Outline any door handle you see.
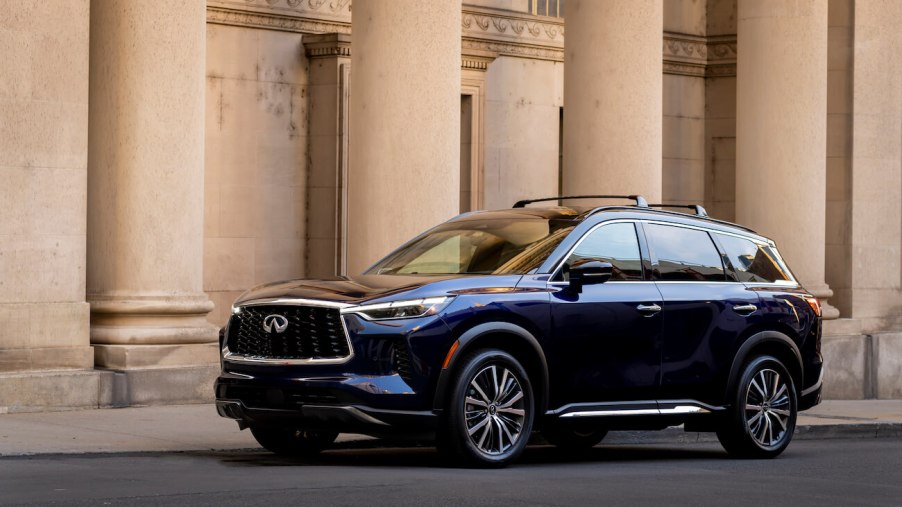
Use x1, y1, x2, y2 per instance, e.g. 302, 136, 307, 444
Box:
733, 304, 757, 315
636, 303, 662, 316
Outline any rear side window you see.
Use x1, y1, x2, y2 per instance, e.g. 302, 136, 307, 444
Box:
559, 222, 643, 281
645, 224, 726, 282
716, 234, 793, 283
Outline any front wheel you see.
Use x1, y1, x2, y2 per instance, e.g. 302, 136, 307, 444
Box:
716, 355, 797, 458
440, 349, 535, 467
250, 426, 338, 457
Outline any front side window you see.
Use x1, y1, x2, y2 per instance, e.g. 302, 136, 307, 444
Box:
368, 218, 575, 276
557, 222, 643, 281
716, 234, 793, 283
645, 224, 726, 282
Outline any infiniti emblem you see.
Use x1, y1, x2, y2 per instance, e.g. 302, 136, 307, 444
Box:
262, 314, 289, 334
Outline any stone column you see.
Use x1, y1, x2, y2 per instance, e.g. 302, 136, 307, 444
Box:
0, 1, 93, 374
87, 0, 218, 369
562, 0, 663, 203
735, 0, 838, 318
347, 0, 461, 274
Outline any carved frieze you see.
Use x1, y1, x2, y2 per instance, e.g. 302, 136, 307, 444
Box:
206, 1, 736, 77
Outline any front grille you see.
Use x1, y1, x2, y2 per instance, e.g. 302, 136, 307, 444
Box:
226, 305, 351, 361
220, 384, 340, 409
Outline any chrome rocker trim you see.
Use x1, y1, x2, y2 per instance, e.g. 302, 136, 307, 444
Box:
548, 399, 723, 418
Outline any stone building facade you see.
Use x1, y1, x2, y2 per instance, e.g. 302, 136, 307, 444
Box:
1, 0, 901, 411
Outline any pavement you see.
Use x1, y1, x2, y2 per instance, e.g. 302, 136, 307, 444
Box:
1, 400, 901, 457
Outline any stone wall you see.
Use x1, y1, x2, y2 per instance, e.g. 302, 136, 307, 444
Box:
204, 23, 310, 327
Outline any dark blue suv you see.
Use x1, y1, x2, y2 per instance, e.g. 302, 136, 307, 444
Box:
215, 195, 823, 467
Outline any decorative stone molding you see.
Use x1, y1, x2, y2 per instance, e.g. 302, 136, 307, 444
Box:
213, 0, 351, 22
208, 2, 736, 77
705, 35, 738, 77
462, 49, 499, 71
303, 33, 351, 58
462, 7, 564, 46
662, 32, 737, 77
206, 4, 350, 34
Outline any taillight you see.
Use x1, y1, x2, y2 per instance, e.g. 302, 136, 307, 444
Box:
805, 297, 822, 317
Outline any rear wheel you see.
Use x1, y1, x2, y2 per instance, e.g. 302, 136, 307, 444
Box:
716, 355, 797, 458
250, 426, 338, 457
440, 349, 534, 467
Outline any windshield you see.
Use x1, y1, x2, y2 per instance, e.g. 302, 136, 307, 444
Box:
367, 218, 576, 275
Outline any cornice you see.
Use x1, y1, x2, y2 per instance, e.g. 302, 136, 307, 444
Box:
207, 5, 351, 34
206, 3, 736, 77
461, 6, 564, 49
303, 33, 351, 58
663, 31, 737, 77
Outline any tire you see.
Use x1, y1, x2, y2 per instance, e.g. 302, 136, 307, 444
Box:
439, 349, 535, 467
716, 355, 797, 458
250, 426, 338, 457
542, 422, 607, 451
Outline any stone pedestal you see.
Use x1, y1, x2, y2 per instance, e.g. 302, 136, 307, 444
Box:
562, 0, 663, 203
735, 0, 838, 318
87, 0, 217, 368
346, 0, 461, 274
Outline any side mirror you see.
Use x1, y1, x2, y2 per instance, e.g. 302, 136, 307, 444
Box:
568, 261, 613, 293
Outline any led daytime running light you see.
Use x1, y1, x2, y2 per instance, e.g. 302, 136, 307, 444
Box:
343, 297, 451, 321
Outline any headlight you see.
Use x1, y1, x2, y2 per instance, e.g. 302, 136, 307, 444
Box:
342, 297, 452, 321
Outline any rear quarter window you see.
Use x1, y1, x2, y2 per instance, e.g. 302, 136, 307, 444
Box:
716, 233, 793, 283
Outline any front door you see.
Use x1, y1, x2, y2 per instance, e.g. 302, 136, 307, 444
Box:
548, 221, 663, 405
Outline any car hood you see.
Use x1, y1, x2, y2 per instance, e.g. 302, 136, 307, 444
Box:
233, 274, 525, 307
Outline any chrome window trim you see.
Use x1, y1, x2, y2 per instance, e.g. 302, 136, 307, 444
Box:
223, 299, 355, 365
548, 219, 642, 282
547, 218, 798, 287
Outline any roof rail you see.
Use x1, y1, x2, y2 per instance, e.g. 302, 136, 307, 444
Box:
648, 203, 708, 217
513, 195, 649, 209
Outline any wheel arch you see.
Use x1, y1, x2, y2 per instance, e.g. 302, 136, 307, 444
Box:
725, 329, 804, 404
432, 321, 549, 415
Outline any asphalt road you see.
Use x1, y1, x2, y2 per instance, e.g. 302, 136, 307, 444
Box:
3, 438, 902, 506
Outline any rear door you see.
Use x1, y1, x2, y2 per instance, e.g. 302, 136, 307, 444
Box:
643, 222, 761, 405
548, 221, 663, 405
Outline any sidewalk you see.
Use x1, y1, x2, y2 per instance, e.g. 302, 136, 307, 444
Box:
1, 400, 901, 456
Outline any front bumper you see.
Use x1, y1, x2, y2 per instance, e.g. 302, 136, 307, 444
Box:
214, 372, 438, 437
799, 362, 823, 411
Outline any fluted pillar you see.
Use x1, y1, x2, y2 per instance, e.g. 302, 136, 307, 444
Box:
87, 0, 218, 368
562, 0, 663, 203
736, 0, 838, 318
347, 0, 461, 274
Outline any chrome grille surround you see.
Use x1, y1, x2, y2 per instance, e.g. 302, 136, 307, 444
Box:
222, 298, 354, 365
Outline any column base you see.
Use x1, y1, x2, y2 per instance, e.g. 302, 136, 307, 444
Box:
89, 293, 218, 345
807, 283, 841, 320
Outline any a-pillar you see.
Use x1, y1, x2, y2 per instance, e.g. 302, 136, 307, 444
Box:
735, 0, 839, 318
87, 1, 219, 381
346, 0, 461, 274
562, 0, 663, 204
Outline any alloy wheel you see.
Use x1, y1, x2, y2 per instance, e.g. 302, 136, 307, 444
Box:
744, 368, 792, 447
464, 364, 527, 455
